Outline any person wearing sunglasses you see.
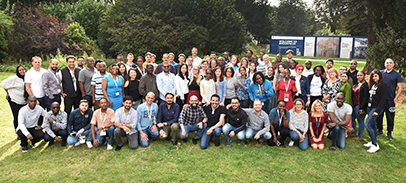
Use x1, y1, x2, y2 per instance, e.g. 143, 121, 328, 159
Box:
43, 102, 68, 147
156, 62, 176, 106
291, 64, 310, 110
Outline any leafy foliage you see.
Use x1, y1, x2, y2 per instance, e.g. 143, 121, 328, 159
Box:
0, 10, 13, 60
272, 0, 312, 35
67, 22, 102, 56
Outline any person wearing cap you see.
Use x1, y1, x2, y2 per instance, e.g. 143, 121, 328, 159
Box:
291, 64, 310, 110
156, 92, 180, 146
322, 59, 334, 79
282, 50, 298, 68
302, 60, 313, 77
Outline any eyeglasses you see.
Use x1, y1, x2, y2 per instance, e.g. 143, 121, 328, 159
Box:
190, 100, 198, 102
163, 66, 170, 68
227, 71, 232, 73
231, 102, 239, 104
295, 103, 303, 106
350, 63, 357, 65
297, 68, 303, 71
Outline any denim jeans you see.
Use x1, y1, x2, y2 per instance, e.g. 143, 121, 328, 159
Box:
67, 129, 91, 145
139, 126, 159, 147
262, 100, 270, 114
43, 129, 68, 144
289, 130, 309, 150
87, 126, 115, 146
179, 122, 207, 140
365, 108, 383, 145
327, 121, 346, 148
131, 100, 141, 110
200, 127, 222, 149
222, 123, 245, 145
245, 128, 272, 142
352, 105, 366, 137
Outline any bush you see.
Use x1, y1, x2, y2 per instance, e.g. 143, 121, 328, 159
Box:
67, 22, 102, 57
0, 10, 13, 61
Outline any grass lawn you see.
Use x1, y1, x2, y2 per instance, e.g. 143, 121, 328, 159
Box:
0, 70, 405, 182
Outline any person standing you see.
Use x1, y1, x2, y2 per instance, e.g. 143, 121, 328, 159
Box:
200, 68, 216, 105
137, 92, 159, 147
302, 60, 313, 77
102, 64, 125, 111
1, 65, 26, 132
224, 67, 238, 106
16, 96, 47, 152
248, 72, 274, 112
292, 64, 310, 110
201, 94, 226, 149
79, 57, 96, 109
42, 59, 62, 110
179, 95, 208, 144
60, 55, 82, 117
25, 56, 47, 121
322, 68, 341, 112
156, 62, 176, 105
126, 53, 136, 69
339, 72, 353, 106
275, 69, 297, 110
213, 67, 226, 106
236, 66, 251, 108
187, 66, 202, 104
91, 61, 109, 110
347, 60, 358, 86
377, 58, 403, 139
192, 47, 202, 67
114, 96, 139, 151
124, 68, 142, 110
156, 93, 180, 146
306, 65, 325, 110
282, 50, 298, 68
139, 64, 159, 100
76, 56, 85, 70
66, 100, 93, 146
87, 98, 115, 150
256, 55, 271, 76
175, 64, 189, 109
42, 102, 68, 147
135, 56, 146, 80
350, 71, 369, 140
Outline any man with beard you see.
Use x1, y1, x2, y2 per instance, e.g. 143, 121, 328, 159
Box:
139, 64, 159, 100
79, 57, 96, 109
223, 97, 248, 146
223, 51, 230, 65
347, 60, 358, 86
243, 99, 272, 145
327, 93, 352, 151
155, 53, 176, 74
200, 94, 225, 149
192, 47, 202, 67
179, 95, 208, 144
91, 61, 109, 110
157, 93, 180, 146
67, 100, 93, 146
302, 60, 313, 77
42, 102, 68, 147
322, 59, 334, 79
42, 59, 62, 110
156, 62, 176, 105
87, 98, 115, 150
60, 55, 82, 117
76, 56, 85, 70
137, 92, 159, 147
271, 53, 283, 71
114, 96, 139, 151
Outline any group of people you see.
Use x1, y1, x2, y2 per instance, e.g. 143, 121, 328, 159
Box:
1, 48, 402, 153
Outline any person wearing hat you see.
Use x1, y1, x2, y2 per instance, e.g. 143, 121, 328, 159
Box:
291, 64, 310, 110
302, 60, 313, 77
282, 49, 298, 68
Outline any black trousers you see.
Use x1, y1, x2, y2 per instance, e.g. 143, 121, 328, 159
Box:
17, 128, 44, 147
268, 126, 290, 146
240, 99, 250, 108
176, 94, 188, 110
37, 97, 46, 126
377, 100, 395, 132
84, 95, 93, 109
7, 98, 25, 130
64, 96, 80, 117
309, 95, 323, 112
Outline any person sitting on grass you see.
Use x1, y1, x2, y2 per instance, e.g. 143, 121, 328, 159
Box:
268, 100, 290, 148
222, 97, 248, 146
327, 93, 352, 151
114, 96, 139, 151
201, 94, 226, 149
43, 102, 68, 147
308, 99, 328, 150
16, 95, 47, 152
243, 99, 272, 145
288, 98, 309, 150
87, 98, 115, 150
67, 100, 93, 146
179, 95, 208, 145
137, 92, 159, 147
156, 92, 180, 146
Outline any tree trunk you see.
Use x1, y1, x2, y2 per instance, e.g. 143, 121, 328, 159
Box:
363, 9, 386, 74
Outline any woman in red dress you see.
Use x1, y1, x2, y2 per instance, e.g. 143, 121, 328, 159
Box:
308, 99, 328, 150
275, 69, 297, 110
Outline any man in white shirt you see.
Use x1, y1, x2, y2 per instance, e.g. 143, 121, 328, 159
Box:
156, 62, 176, 105
192, 47, 202, 67
25, 56, 47, 122
256, 55, 272, 76
327, 93, 352, 151
302, 60, 313, 77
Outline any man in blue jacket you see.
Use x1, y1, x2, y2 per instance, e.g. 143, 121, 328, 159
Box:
67, 100, 93, 146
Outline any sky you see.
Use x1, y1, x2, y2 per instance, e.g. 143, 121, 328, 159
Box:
268, 0, 313, 7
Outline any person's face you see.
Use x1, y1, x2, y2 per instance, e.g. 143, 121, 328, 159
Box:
329, 71, 337, 79
162, 55, 169, 62
357, 72, 365, 82
289, 61, 295, 69
67, 58, 76, 68
77, 58, 85, 66
239, 68, 246, 76
50, 60, 59, 71
339, 67, 346, 74
32, 58, 42, 69
79, 102, 89, 112
169, 55, 174, 62
305, 62, 312, 69
116, 56, 124, 63
192, 48, 198, 56
129, 70, 137, 79
165, 94, 174, 105
28, 98, 36, 109
217, 59, 224, 66
283, 69, 290, 78
179, 56, 185, 64
231, 99, 240, 110
294, 101, 303, 111
287, 53, 293, 59
336, 94, 345, 107
145, 55, 151, 62
210, 54, 216, 59
187, 58, 193, 65
231, 57, 237, 64
260, 52, 265, 59
253, 101, 262, 112
315, 102, 322, 112
263, 56, 269, 64
99, 64, 106, 73
326, 61, 333, 69
151, 56, 156, 63
163, 63, 170, 73
211, 60, 217, 68
206, 70, 212, 79
385, 60, 394, 70
110, 66, 118, 75
123, 100, 132, 110
18, 66, 26, 76
146, 65, 153, 74
190, 96, 198, 108
181, 65, 187, 75
193, 67, 199, 75
247, 51, 252, 57
341, 73, 348, 83
297, 67, 303, 75
255, 75, 263, 85
146, 94, 155, 105
51, 103, 60, 114
215, 69, 222, 77
241, 60, 248, 67
252, 56, 258, 62
210, 96, 219, 109
201, 62, 207, 69
100, 99, 108, 110
137, 58, 143, 66
278, 65, 284, 73
223, 52, 229, 58
127, 55, 134, 62
315, 67, 322, 76
350, 61, 357, 70
119, 65, 126, 74
277, 102, 286, 111
276, 54, 281, 61
226, 69, 232, 77
87, 58, 95, 68
372, 73, 380, 83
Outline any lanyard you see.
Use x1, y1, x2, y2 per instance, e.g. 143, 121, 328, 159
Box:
112, 76, 119, 88
258, 84, 263, 97
138, 67, 144, 75
277, 110, 283, 126
284, 79, 291, 92
100, 111, 107, 126
146, 105, 153, 124
315, 116, 321, 136
49, 70, 60, 84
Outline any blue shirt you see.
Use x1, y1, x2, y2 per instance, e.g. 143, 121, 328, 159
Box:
67, 108, 93, 134
217, 80, 227, 103
103, 75, 124, 99
381, 69, 403, 100
156, 72, 176, 100
156, 102, 180, 128
269, 108, 290, 129
137, 103, 158, 131
248, 79, 274, 102
236, 76, 251, 100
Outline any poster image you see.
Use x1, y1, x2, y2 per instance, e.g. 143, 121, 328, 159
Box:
354, 38, 368, 59
316, 37, 340, 57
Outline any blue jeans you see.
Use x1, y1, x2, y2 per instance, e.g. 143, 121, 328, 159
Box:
87, 126, 115, 146
352, 105, 366, 137
43, 129, 68, 144
67, 129, 91, 145
245, 128, 272, 142
262, 100, 270, 113
222, 123, 245, 145
365, 108, 383, 145
139, 126, 159, 147
327, 121, 346, 148
131, 100, 141, 110
200, 127, 222, 149
179, 122, 207, 140
289, 130, 309, 150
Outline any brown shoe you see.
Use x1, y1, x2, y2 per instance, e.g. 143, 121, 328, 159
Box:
348, 134, 357, 137
258, 140, 264, 145
352, 137, 363, 140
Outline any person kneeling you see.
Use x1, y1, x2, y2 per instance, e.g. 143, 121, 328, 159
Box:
201, 94, 225, 149
288, 99, 309, 150
43, 102, 68, 147
87, 98, 115, 150
137, 92, 159, 147
179, 95, 208, 144
114, 96, 139, 151
223, 97, 248, 146
243, 99, 272, 145
67, 100, 93, 146
157, 93, 180, 146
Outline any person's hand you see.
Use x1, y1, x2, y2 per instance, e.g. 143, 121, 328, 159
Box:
140, 132, 148, 141
327, 123, 336, 128
54, 136, 62, 142
36, 100, 40, 105
49, 118, 55, 124
77, 128, 85, 135
206, 128, 213, 135
312, 136, 318, 142
373, 112, 378, 116
108, 100, 113, 108
93, 139, 100, 147
197, 122, 203, 129
6, 94, 9, 100
97, 129, 102, 136
151, 125, 157, 132
116, 122, 123, 127
70, 133, 76, 137
123, 127, 130, 133
35, 125, 42, 130
254, 133, 260, 140
261, 87, 267, 93
181, 130, 186, 137
299, 135, 304, 142
159, 129, 166, 137
49, 95, 54, 99
229, 131, 235, 137
226, 104, 231, 110
198, 101, 202, 106
237, 80, 242, 86
61, 93, 67, 99
157, 123, 164, 128
92, 99, 96, 105
203, 103, 209, 107
27, 134, 33, 140
306, 100, 310, 108
183, 104, 189, 109
273, 136, 277, 143
220, 102, 224, 106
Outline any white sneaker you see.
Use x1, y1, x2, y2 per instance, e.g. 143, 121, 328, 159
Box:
79, 136, 86, 144
289, 140, 295, 147
74, 141, 81, 146
367, 144, 380, 153
86, 141, 93, 148
363, 141, 372, 147
107, 144, 113, 150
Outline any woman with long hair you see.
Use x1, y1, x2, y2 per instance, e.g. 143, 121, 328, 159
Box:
124, 68, 142, 110
350, 71, 369, 140
236, 66, 251, 108
247, 62, 256, 82
200, 60, 208, 78
213, 67, 226, 105
308, 99, 328, 150
135, 56, 146, 80
187, 66, 202, 104
321, 68, 341, 112
117, 62, 128, 82
175, 64, 189, 109
102, 64, 125, 111
235, 57, 249, 78
224, 67, 238, 106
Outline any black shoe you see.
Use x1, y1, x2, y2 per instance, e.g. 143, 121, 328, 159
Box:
115, 145, 123, 151
48, 141, 54, 147
166, 137, 171, 141
22, 146, 28, 152
192, 138, 198, 144
183, 138, 188, 143
387, 132, 393, 140
61, 141, 67, 147
172, 141, 178, 146
281, 144, 286, 148
151, 138, 156, 141
215, 140, 220, 147
377, 131, 383, 136
245, 140, 250, 145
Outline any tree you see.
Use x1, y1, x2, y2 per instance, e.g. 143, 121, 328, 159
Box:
313, 0, 349, 34
0, 10, 12, 61
273, 0, 312, 35
235, 0, 273, 43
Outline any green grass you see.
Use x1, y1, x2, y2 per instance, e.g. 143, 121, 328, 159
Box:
0, 71, 405, 182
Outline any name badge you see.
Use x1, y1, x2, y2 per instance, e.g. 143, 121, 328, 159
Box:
100, 130, 106, 136
85, 114, 89, 118
116, 92, 120, 96
284, 93, 290, 102
57, 89, 61, 93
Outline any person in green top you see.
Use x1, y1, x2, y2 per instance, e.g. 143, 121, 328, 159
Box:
339, 72, 353, 106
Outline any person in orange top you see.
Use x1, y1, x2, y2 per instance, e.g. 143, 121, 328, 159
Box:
87, 98, 115, 150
